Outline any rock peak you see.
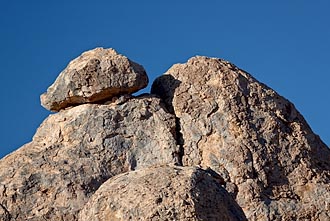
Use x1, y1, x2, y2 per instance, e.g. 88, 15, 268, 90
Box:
152, 55, 330, 220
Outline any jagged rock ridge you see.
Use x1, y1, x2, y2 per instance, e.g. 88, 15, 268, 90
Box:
1, 48, 329, 221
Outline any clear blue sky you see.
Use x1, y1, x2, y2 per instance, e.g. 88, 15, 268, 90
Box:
1, 1, 329, 158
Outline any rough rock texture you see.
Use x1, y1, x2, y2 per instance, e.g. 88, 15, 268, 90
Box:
152, 56, 330, 220
0, 204, 11, 221
41, 48, 148, 112
0, 95, 179, 220
78, 166, 247, 221
2, 49, 330, 221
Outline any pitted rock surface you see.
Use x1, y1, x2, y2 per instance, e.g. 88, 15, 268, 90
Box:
41, 47, 148, 111
152, 56, 330, 220
0, 95, 179, 220
78, 166, 247, 221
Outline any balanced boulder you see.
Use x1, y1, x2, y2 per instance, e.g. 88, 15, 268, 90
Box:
41, 48, 148, 111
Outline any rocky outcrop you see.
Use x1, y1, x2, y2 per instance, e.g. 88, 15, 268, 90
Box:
78, 166, 247, 221
1, 48, 329, 221
41, 48, 148, 112
0, 95, 179, 220
152, 56, 330, 220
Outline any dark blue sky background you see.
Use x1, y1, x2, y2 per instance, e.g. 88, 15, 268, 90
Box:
1, 1, 329, 158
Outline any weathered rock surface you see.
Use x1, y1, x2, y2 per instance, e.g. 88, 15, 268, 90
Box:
41, 47, 148, 111
2, 48, 330, 221
0, 95, 179, 220
152, 56, 330, 220
78, 166, 247, 221
0, 204, 11, 221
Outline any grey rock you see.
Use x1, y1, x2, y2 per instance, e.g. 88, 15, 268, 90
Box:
152, 56, 330, 220
41, 48, 148, 111
78, 166, 247, 221
0, 95, 179, 220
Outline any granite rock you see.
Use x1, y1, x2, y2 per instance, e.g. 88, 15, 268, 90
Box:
41, 48, 148, 111
152, 56, 330, 220
0, 95, 179, 220
78, 166, 247, 221
2, 50, 330, 221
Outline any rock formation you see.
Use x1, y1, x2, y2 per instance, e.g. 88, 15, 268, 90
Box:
0, 96, 179, 220
1, 48, 329, 221
152, 56, 330, 220
78, 166, 246, 221
41, 48, 148, 112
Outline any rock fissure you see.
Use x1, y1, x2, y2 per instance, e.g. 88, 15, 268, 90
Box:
151, 55, 330, 220
174, 117, 184, 166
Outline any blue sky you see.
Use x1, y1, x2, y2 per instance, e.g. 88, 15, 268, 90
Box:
0, 1, 329, 158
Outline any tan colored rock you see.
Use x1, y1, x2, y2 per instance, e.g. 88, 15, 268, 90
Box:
41, 47, 148, 112
0, 95, 179, 220
3, 50, 330, 221
78, 166, 247, 221
0, 204, 11, 221
152, 56, 330, 220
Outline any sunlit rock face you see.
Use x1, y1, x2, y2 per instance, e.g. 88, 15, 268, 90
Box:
152, 56, 330, 220
79, 166, 247, 221
1, 49, 329, 221
41, 47, 148, 112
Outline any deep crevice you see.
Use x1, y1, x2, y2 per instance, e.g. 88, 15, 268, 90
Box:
175, 117, 185, 166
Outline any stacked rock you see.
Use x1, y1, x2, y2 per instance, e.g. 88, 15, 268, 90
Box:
0, 48, 176, 220
0, 48, 246, 221
40, 47, 148, 111
1, 47, 329, 221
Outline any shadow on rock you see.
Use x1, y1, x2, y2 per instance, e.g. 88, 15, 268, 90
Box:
151, 74, 181, 113
191, 169, 247, 221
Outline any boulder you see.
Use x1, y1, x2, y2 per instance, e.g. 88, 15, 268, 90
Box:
152, 56, 330, 220
78, 166, 247, 221
0, 95, 179, 220
41, 48, 148, 111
